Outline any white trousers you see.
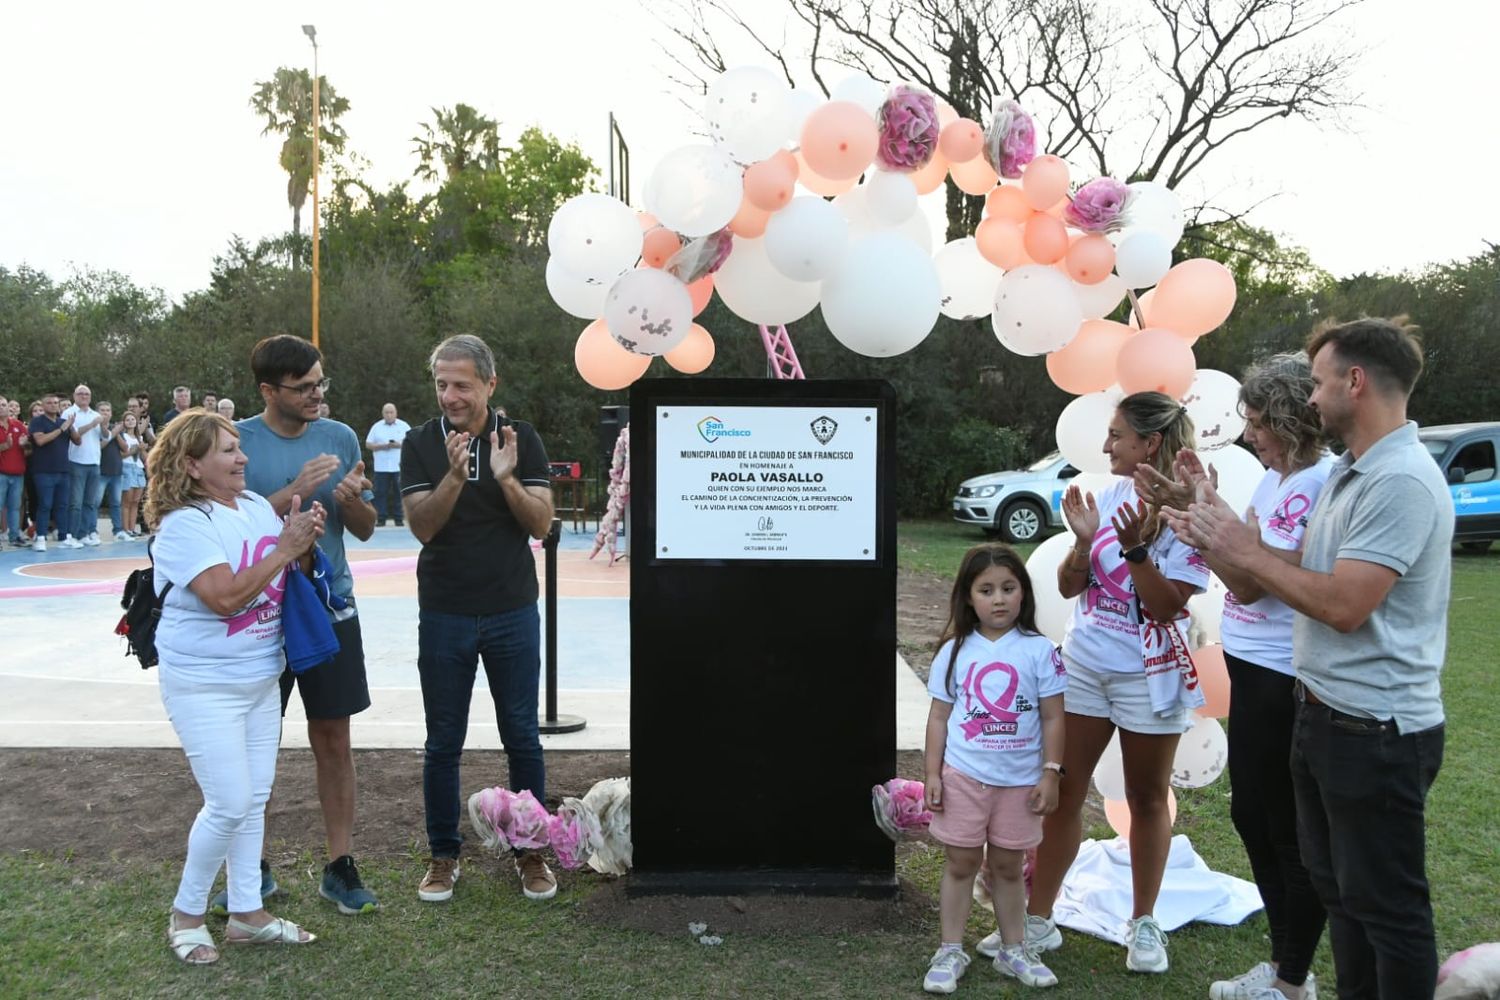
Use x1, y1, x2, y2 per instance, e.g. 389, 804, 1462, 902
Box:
158, 669, 281, 915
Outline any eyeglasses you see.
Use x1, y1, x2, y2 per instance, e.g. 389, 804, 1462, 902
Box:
274, 377, 332, 397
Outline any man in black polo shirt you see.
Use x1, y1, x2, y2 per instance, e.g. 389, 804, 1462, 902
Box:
400, 334, 557, 904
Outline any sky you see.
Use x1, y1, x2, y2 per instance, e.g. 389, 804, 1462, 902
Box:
1, 0, 1496, 304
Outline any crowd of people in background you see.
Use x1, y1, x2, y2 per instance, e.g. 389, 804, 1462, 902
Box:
0, 383, 397, 552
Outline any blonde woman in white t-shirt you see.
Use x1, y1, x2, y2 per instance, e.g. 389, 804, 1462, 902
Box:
145, 410, 326, 964
1026, 391, 1207, 976
1151, 354, 1332, 1000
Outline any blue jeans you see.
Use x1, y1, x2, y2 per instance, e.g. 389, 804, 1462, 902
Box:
372, 471, 401, 522
417, 604, 544, 858
1291, 692, 1444, 999
0, 473, 23, 542
32, 471, 70, 541
101, 474, 123, 533
68, 461, 103, 539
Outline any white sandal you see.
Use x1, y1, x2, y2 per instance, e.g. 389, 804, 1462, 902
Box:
225, 915, 317, 945
167, 915, 219, 965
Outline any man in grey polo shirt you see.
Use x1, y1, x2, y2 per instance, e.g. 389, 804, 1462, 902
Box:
1173, 316, 1451, 1000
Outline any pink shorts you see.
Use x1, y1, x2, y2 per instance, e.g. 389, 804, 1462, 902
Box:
927, 764, 1043, 850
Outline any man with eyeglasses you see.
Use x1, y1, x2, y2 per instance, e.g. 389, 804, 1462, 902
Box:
227, 334, 381, 917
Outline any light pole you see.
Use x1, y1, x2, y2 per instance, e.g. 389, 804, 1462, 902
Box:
302, 24, 320, 350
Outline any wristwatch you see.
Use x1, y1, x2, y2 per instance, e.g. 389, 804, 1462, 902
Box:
1042, 762, 1066, 776
1120, 544, 1148, 564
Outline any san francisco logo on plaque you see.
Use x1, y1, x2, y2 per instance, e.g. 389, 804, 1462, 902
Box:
810, 416, 838, 445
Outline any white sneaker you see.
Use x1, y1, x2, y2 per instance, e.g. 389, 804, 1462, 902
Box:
114, 530, 133, 542
1125, 914, 1168, 973
980, 913, 1064, 958
59, 536, 83, 549
922, 946, 971, 994
1211, 962, 1276, 998
32, 537, 46, 552
994, 941, 1059, 988
84, 532, 101, 546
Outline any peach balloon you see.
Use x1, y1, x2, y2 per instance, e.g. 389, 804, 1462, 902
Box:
1127, 287, 1157, 330
773, 148, 799, 177
641, 227, 681, 269
1065, 233, 1116, 285
1045, 319, 1133, 394
975, 217, 1029, 270
636, 211, 659, 231
744, 157, 797, 212
1192, 644, 1231, 720
950, 154, 999, 196
1147, 258, 1238, 339
664, 322, 716, 374
938, 118, 984, 163
1023, 214, 1068, 265
985, 185, 1033, 226
728, 197, 771, 238
1104, 788, 1177, 840
1021, 155, 1069, 210
936, 100, 958, 128
794, 150, 859, 196
909, 149, 950, 195
800, 100, 879, 180
687, 274, 714, 317
576, 319, 651, 391
1116, 327, 1196, 398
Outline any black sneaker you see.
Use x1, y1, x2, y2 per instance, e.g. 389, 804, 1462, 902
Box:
394, 520, 404, 527
376, 518, 387, 527
320, 855, 379, 915
209, 858, 279, 916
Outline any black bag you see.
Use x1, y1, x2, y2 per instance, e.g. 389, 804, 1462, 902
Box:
116, 541, 172, 669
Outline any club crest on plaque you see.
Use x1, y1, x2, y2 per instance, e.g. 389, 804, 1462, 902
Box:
810, 416, 838, 445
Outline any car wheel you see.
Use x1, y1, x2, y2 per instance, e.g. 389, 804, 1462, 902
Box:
1459, 539, 1493, 554
998, 500, 1045, 544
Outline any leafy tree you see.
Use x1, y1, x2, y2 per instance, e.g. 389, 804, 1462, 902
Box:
250, 67, 351, 242
412, 103, 502, 183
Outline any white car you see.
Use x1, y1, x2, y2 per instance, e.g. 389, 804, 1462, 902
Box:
952, 452, 1080, 543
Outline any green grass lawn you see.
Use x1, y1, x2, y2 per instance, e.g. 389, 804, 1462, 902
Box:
2, 523, 1495, 999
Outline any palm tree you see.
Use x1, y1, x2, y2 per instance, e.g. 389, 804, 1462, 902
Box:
412, 104, 502, 183
249, 67, 350, 243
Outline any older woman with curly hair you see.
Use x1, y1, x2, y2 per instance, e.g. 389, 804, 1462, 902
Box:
147, 409, 326, 964
1146, 353, 1333, 1000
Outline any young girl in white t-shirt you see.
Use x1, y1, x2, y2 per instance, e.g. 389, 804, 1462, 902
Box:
921, 544, 1066, 994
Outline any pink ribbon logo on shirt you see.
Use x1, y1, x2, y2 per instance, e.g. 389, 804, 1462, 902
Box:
222, 535, 286, 636
959, 659, 1022, 740
1084, 523, 1134, 615
1267, 493, 1311, 536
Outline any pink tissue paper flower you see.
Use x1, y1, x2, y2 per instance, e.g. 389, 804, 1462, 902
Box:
546, 797, 604, 870
876, 85, 939, 172
871, 778, 933, 841
666, 227, 734, 285
1065, 177, 1130, 232
471, 786, 552, 851
984, 100, 1037, 179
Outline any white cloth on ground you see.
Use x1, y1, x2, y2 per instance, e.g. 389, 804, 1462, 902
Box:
1051, 834, 1263, 945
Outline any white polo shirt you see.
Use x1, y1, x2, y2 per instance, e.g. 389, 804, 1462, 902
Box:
366, 418, 411, 473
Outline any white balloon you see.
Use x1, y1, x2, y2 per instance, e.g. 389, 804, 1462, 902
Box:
704, 65, 793, 164
1124, 181, 1185, 248
1074, 273, 1127, 320
865, 170, 917, 224
833, 185, 872, 225
1093, 732, 1127, 801
830, 73, 886, 117
712, 236, 822, 326
934, 238, 1002, 321
1055, 390, 1123, 475
1171, 715, 1228, 789
840, 184, 934, 254
603, 269, 693, 356
1182, 369, 1246, 451
643, 144, 745, 238
1070, 471, 1119, 499
991, 265, 1084, 356
1114, 230, 1173, 289
1208, 444, 1268, 517
763, 196, 849, 282
784, 88, 822, 135
821, 231, 941, 357
1187, 575, 1229, 647
1026, 531, 1079, 644
545, 256, 621, 320
546, 193, 642, 283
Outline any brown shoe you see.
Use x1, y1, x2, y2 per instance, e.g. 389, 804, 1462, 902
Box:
516, 851, 557, 900
418, 857, 460, 902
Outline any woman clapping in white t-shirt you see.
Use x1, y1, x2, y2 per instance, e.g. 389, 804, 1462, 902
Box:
145, 409, 326, 964
1025, 391, 1208, 976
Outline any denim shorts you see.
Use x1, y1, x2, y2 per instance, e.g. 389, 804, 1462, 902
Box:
1062, 654, 1191, 735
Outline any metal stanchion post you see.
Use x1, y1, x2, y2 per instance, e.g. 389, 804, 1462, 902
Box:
539, 517, 587, 734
